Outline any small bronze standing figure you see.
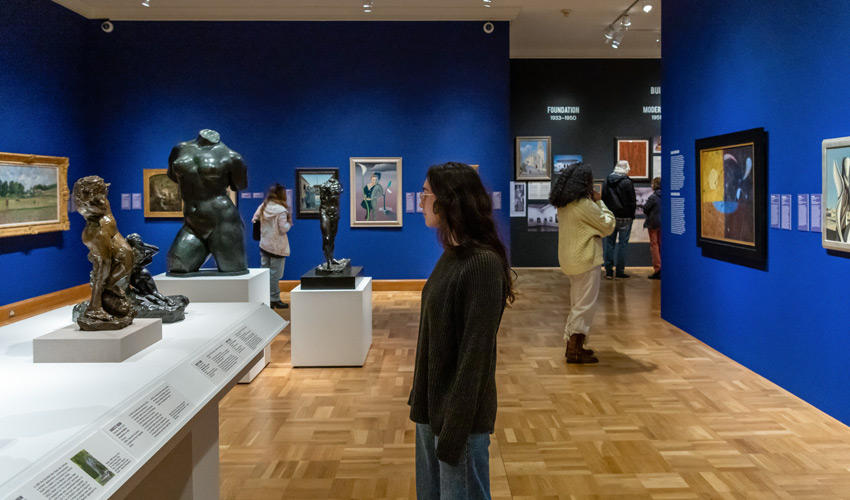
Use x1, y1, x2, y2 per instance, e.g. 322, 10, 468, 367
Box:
316, 177, 350, 274
73, 176, 136, 331
166, 129, 248, 276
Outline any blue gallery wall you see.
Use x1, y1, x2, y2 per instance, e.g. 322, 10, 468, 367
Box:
0, 0, 92, 304
662, 0, 850, 423
83, 20, 511, 283
0, 0, 511, 306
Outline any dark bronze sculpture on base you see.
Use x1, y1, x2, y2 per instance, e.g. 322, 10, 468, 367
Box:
126, 234, 190, 322
166, 129, 248, 277
316, 176, 350, 274
72, 176, 136, 331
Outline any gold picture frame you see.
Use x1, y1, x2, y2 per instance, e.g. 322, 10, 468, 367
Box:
0, 152, 70, 238
143, 168, 182, 218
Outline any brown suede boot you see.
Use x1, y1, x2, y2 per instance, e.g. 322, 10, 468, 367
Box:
566, 333, 599, 364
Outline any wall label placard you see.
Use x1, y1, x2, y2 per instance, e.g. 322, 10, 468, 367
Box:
546, 105, 580, 121
781, 194, 792, 230
770, 194, 781, 228
797, 194, 809, 231
810, 194, 822, 232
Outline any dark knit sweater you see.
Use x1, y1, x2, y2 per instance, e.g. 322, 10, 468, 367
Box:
408, 247, 507, 466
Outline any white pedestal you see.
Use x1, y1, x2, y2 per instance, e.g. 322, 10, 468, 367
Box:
290, 276, 372, 367
33, 318, 163, 363
153, 268, 274, 383
154, 268, 270, 306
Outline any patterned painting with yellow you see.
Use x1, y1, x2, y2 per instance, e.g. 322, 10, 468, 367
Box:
699, 143, 755, 245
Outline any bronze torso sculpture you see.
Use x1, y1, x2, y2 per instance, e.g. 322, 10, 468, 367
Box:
166, 129, 248, 276
317, 177, 350, 273
72, 176, 136, 331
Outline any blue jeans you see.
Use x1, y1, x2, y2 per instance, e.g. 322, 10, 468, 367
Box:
260, 251, 285, 302
415, 423, 491, 500
604, 218, 633, 275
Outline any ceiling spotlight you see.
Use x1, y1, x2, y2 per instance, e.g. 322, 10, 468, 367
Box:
141, 0, 149, 5
642, 0, 652, 13
611, 30, 623, 48
604, 26, 614, 41
621, 15, 631, 28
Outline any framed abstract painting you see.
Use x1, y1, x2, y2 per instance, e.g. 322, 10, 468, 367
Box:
695, 128, 767, 265
615, 137, 650, 180
822, 136, 850, 252
350, 157, 402, 227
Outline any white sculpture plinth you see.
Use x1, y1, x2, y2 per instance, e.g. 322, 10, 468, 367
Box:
290, 276, 372, 367
33, 318, 162, 363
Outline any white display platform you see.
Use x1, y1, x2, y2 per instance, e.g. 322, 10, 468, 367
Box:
33, 318, 162, 363
154, 268, 270, 305
290, 276, 372, 367
0, 302, 288, 500
153, 268, 274, 384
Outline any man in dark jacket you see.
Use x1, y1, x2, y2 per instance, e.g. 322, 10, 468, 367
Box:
601, 160, 636, 279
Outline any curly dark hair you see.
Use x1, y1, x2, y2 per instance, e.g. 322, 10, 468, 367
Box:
426, 162, 516, 305
549, 162, 593, 207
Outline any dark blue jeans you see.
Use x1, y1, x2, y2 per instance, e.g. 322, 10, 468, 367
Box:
604, 218, 633, 275
415, 423, 491, 500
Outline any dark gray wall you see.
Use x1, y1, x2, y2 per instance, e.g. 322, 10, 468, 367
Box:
510, 59, 661, 267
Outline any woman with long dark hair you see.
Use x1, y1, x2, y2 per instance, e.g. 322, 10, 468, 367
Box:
549, 162, 615, 363
252, 184, 291, 309
409, 162, 515, 499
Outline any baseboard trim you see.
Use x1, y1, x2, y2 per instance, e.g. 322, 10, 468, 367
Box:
1, 284, 89, 327
279, 279, 425, 292
2, 279, 427, 326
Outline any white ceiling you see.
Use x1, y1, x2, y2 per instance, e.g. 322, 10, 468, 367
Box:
52, 0, 661, 58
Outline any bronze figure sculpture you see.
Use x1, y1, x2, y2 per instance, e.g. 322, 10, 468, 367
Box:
166, 129, 248, 276
316, 176, 350, 274
126, 233, 190, 322
72, 176, 136, 331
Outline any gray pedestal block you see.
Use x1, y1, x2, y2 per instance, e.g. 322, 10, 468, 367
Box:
33, 318, 163, 363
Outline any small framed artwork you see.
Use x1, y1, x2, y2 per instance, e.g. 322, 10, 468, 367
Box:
527, 203, 558, 232
695, 127, 767, 265
510, 181, 526, 217
553, 155, 582, 176
0, 152, 70, 238
295, 168, 339, 219
822, 136, 850, 251
350, 157, 403, 227
143, 168, 182, 218
652, 135, 662, 154
516, 136, 551, 180
615, 137, 650, 180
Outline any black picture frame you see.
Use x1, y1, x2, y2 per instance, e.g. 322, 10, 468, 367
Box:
695, 127, 767, 267
294, 168, 339, 219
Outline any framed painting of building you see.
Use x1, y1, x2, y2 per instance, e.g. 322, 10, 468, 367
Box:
516, 137, 551, 180
350, 157, 402, 227
0, 152, 70, 238
822, 136, 850, 252
695, 128, 767, 265
295, 168, 339, 219
615, 137, 650, 180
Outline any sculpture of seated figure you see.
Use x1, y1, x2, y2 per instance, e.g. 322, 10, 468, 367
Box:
72, 176, 136, 331
166, 129, 248, 276
125, 233, 190, 322
316, 177, 350, 274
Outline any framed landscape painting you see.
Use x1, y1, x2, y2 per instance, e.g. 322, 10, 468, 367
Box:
295, 168, 339, 219
516, 137, 551, 181
615, 137, 650, 180
143, 168, 182, 217
822, 136, 850, 252
0, 152, 70, 238
695, 128, 766, 265
350, 157, 402, 227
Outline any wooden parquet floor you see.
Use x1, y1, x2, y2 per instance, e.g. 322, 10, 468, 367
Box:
219, 268, 850, 499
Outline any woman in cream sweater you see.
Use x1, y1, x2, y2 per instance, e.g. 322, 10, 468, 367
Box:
549, 163, 615, 363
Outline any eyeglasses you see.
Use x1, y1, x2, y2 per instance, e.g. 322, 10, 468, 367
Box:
419, 192, 435, 199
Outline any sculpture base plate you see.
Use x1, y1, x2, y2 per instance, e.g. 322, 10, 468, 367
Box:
166, 268, 249, 278
300, 266, 363, 290
33, 318, 162, 363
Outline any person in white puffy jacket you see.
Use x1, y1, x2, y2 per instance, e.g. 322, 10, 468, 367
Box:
252, 184, 292, 309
